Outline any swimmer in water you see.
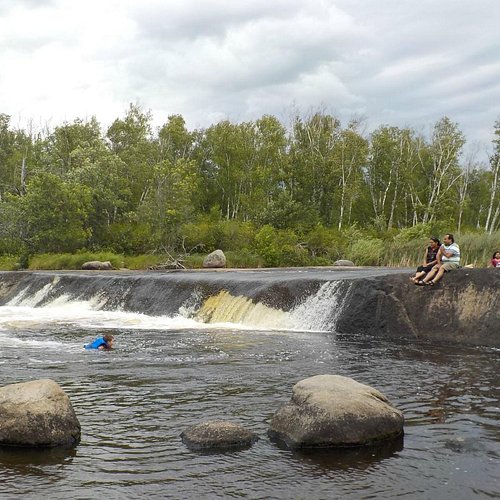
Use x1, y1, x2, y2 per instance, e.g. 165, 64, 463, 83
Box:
84, 334, 114, 350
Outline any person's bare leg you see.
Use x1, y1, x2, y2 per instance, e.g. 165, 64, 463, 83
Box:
422, 267, 438, 283
430, 267, 445, 284
412, 271, 425, 282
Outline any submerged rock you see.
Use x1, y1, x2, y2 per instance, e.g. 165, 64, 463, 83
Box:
81, 260, 113, 270
0, 379, 81, 448
203, 250, 226, 268
268, 374, 403, 449
181, 420, 258, 451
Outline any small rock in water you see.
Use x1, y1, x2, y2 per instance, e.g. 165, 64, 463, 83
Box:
181, 420, 258, 451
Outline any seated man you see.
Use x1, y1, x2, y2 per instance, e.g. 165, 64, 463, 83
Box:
84, 334, 114, 350
417, 233, 460, 286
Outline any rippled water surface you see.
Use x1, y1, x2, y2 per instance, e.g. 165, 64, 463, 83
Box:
0, 306, 499, 499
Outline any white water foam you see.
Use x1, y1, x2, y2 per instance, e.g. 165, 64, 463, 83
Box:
288, 281, 344, 331
0, 280, 346, 334
0, 302, 203, 332
6, 277, 61, 307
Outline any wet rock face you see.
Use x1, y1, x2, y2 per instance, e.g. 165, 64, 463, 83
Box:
181, 420, 258, 451
0, 379, 81, 448
335, 269, 500, 347
268, 375, 404, 449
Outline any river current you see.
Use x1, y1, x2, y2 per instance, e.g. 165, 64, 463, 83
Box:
0, 298, 499, 499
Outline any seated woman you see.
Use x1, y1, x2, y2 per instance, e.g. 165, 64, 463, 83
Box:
490, 251, 500, 268
410, 237, 440, 283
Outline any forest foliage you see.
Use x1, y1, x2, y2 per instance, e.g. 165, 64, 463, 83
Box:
0, 106, 499, 268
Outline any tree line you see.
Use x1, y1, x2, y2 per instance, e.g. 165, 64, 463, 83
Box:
0, 105, 499, 265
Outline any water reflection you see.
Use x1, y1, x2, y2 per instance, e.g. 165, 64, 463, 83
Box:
0, 325, 498, 499
0, 446, 76, 475
275, 435, 405, 472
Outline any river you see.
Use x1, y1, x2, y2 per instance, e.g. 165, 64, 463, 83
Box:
0, 270, 498, 498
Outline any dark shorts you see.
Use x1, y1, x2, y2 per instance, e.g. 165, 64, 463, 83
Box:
416, 264, 434, 274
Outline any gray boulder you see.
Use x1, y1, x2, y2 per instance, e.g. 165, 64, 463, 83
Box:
0, 379, 81, 447
333, 259, 355, 267
268, 374, 403, 449
181, 420, 258, 451
202, 250, 226, 268
81, 260, 113, 270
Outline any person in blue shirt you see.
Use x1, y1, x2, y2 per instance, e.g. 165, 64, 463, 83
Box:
84, 334, 114, 350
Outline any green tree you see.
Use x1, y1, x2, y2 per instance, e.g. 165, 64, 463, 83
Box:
367, 126, 419, 229
17, 173, 92, 253
420, 117, 465, 224
66, 144, 132, 249
106, 104, 155, 210
41, 117, 102, 176
138, 158, 201, 249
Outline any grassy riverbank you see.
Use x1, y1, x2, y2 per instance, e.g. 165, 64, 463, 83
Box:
0, 230, 498, 271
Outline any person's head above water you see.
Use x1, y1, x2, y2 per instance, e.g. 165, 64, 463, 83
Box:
84, 334, 115, 350
103, 334, 114, 348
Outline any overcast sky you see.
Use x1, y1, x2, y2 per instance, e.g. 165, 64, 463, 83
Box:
1, 0, 499, 157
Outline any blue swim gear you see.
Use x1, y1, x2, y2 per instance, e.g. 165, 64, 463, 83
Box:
84, 337, 108, 350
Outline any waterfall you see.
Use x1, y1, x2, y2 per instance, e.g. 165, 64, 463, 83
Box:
192, 281, 346, 331
0, 271, 348, 332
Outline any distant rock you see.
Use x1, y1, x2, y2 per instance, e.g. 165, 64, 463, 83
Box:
268, 374, 404, 449
333, 259, 355, 267
181, 420, 258, 451
203, 250, 226, 268
81, 261, 113, 270
0, 379, 81, 447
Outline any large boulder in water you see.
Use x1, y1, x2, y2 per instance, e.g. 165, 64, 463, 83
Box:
181, 420, 258, 451
203, 250, 226, 268
268, 374, 403, 449
81, 260, 113, 270
0, 379, 81, 447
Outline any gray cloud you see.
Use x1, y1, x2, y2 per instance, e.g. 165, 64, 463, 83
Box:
0, 0, 499, 156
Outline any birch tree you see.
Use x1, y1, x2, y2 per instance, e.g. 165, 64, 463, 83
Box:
420, 117, 465, 224
485, 119, 500, 233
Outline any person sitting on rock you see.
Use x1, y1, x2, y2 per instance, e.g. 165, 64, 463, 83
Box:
416, 233, 460, 286
410, 237, 440, 283
84, 334, 114, 350
490, 251, 500, 268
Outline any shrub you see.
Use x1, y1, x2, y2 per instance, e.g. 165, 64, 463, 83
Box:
457, 231, 500, 267
254, 225, 299, 267
393, 223, 433, 243
28, 252, 124, 270
347, 238, 384, 266
0, 255, 18, 270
